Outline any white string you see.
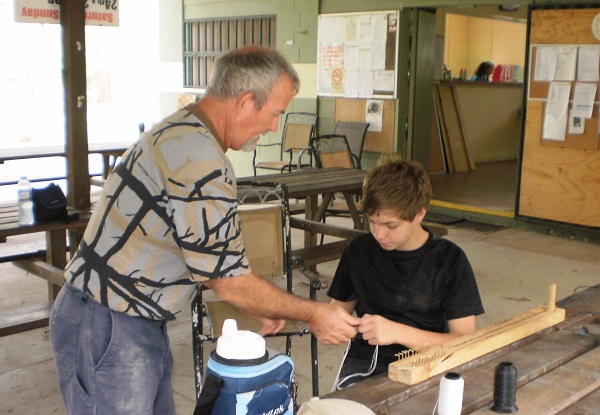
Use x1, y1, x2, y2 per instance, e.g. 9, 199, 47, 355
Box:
331, 341, 379, 391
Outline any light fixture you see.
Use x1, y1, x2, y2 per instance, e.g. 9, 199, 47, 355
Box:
499, 5, 520, 12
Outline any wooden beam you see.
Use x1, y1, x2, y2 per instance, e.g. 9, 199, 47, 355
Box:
290, 216, 367, 239
12, 259, 65, 287
61, 0, 90, 209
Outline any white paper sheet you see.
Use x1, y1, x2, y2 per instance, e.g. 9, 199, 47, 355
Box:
572, 82, 597, 119
366, 100, 384, 132
545, 82, 571, 117
553, 46, 577, 81
319, 17, 346, 44
373, 70, 395, 92
344, 45, 359, 70
358, 70, 374, 98
344, 70, 359, 98
534, 47, 557, 81
543, 113, 568, 141
577, 46, 600, 82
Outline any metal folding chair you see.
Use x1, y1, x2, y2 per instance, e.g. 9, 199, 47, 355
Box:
253, 112, 318, 175
333, 121, 370, 169
191, 182, 323, 403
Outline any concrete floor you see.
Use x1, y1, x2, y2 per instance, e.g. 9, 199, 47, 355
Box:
1, 217, 599, 414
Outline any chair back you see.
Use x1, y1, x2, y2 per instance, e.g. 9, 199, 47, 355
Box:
333, 121, 370, 168
311, 134, 355, 169
238, 205, 284, 278
280, 112, 317, 154
236, 182, 292, 289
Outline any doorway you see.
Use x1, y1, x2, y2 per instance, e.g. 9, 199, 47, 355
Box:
421, 5, 527, 217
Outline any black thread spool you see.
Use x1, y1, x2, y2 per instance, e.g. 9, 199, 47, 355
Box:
491, 362, 519, 413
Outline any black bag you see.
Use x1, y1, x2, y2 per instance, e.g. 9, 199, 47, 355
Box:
32, 183, 68, 222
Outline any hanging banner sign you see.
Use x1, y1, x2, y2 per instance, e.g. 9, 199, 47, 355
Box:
14, 0, 119, 27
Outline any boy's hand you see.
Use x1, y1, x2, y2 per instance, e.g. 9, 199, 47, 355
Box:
357, 313, 398, 346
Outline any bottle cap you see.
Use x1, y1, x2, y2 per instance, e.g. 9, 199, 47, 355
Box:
216, 319, 266, 360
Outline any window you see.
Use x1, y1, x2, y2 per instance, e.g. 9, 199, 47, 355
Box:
183, 15, 276, 88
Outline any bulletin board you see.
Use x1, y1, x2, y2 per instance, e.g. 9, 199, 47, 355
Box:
317, 10, 399, 99
528, 44, 599, 150
334, 98, 395, 153
519, 6, 600, 227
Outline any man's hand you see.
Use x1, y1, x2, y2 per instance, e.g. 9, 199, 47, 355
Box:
204, 273, 360, 345
257, 318, 286, 336
307, 303, 360, 345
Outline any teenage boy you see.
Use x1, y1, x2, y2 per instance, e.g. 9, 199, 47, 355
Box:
328, 155, 485, 389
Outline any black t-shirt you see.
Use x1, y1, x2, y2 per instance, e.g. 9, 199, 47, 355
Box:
328, 230, 485, 364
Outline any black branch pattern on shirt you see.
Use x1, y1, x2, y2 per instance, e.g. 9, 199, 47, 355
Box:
67, 120, 246, 320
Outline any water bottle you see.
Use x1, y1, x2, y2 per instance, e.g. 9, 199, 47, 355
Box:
17, 176, 35, 226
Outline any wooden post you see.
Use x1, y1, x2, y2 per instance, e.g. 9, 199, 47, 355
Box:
60, 0, 90, 210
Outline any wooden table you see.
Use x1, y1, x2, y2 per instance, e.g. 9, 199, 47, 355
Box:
239, 168, 368, 266
0, 202, 92, 336
323, 284, 600, 414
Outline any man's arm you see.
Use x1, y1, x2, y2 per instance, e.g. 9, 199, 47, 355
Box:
203, 273, 360, 345
357, 314, 476, 349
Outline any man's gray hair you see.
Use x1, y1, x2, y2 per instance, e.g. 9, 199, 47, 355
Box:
206, 46, 300, 109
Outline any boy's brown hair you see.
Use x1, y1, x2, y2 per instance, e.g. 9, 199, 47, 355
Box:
361, 154, 432, 221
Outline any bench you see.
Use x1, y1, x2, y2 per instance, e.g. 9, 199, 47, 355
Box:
0, 302, 53, 337
0, 238, 68, 337
0, 202, 90, 337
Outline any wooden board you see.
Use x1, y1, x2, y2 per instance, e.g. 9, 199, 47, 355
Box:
435, 84, 472, 171
433, 84, 454, 172
529, 8, 600, 44
324, 286, 599, 414
0, 302, 51, 337
520, 7, 600, 227
388, 305, 566, 385
519, 101, 600, 226
469, 347, 600, 414
386, 319, 600, 414
555, 388, 600, 415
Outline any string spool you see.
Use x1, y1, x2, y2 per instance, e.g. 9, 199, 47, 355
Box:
491, 362, 519, 413
437, 372, 464, 415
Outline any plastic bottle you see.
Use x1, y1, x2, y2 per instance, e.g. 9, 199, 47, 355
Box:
17, 176, 35, 226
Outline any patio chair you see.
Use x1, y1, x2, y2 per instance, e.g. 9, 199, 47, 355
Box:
191, 182, 324, 404
310, 134, 363, 243
310, 134, 356, 169
332, 121, 370, 169
253, 112, 318, 175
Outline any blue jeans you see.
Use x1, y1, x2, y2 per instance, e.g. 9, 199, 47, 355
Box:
50, 283, 175, 415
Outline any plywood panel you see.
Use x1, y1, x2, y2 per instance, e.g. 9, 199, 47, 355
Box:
520, 7, 600, 227
530, 8, 600, 44
519, 102, 600, 226
334, 98, 395, 154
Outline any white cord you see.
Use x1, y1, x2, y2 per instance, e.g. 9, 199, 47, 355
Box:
431, 399, 438, 415
331, 341, 379, 391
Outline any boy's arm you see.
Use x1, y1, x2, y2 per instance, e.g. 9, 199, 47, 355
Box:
331, 298, 357, 316
358, 314, 476, 349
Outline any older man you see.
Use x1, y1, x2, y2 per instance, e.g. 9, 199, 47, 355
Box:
50, 46, 359, 415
